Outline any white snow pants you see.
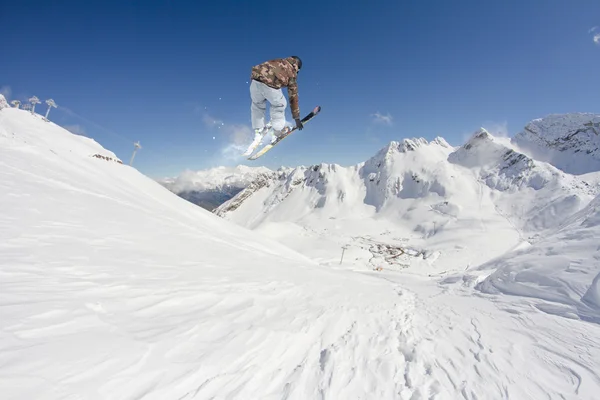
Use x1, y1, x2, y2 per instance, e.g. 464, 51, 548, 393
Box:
250, 79, 287, 131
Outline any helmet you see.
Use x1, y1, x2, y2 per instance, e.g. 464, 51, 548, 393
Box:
291, 56, 302, 70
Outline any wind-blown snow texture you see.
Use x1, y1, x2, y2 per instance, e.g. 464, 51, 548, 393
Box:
476, 193, 600, 323
2, 98, 600, 399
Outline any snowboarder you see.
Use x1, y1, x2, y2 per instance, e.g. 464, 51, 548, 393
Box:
245, 56, 304, 154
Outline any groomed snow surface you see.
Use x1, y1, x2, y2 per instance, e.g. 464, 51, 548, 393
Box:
2, 100, 600, 399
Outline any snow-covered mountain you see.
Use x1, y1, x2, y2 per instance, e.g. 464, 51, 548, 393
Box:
159, 165, 273, 210
512, 113, 600, 174
449, 127, 597, 234
215, 121, 599, 272
3, 97, 600, 399
215, 137, 458, 223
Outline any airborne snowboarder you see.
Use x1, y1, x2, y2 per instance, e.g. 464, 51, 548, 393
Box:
244, 56, 304, 156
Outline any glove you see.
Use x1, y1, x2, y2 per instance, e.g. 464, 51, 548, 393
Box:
295, 118, 304, 131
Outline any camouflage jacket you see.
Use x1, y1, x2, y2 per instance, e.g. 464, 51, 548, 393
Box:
251, 57, 300, 119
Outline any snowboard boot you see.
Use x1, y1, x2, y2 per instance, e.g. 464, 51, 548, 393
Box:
270, 126, 291, 143
243, 124, 271, 156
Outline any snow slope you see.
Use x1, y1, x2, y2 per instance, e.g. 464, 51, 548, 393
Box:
512, 113, 600, 174
2, 100, 600, 399
216, 129, 597, 273
475, 193, 600, 323
449, 128, 597, 235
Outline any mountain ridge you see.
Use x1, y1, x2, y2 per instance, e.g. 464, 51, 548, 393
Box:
512, 112, 600, 174
214, 114, 600, 276
159, 165, 274, 210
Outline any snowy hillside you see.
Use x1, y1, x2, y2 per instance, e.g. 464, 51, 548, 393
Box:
0, 100, 121, 164
216, 137, 460, 224
512, 113, 600, 174
449, 128, 597, 234
159, 165, 273, 210
2, 98, 600, 400
216, 126, 598, 273
474, 193, 600, 323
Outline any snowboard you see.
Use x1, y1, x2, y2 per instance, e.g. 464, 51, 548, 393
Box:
247, 105, 321, 160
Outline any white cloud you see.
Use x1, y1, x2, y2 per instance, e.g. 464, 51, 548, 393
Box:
0, 86, 11, 99
459, 121, 510, 145
63, 124, 86, 136
589, 26, 600, 45
371, 112, 393, 126
482, 120, 509, 137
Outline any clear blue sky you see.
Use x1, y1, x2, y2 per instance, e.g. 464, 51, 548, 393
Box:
2, 0, 599, 178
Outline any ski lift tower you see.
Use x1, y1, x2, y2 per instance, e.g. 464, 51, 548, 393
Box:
44, 99, 57, 119
29, 96, 40, 114
130, 141, 142, 166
